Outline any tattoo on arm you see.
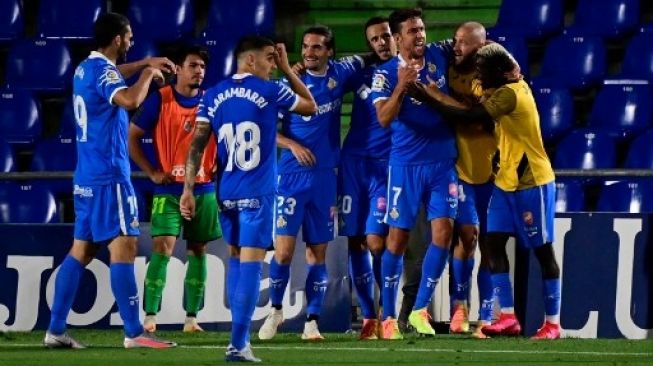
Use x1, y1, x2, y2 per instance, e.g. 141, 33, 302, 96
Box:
184, 123, 212, 191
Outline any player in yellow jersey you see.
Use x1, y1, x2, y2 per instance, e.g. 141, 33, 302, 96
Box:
408, 43, 562, 340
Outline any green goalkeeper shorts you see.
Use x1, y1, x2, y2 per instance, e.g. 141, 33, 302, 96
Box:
150, 192, 222, 242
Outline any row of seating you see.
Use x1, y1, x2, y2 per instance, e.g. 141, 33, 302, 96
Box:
556, 180, 653, 213
0, 0, 274, 43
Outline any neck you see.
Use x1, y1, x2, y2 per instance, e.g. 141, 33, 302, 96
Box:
453, 59, 475, 74
174, 83, 199, 98
97, 47, 118, 64
399, 51, 423, 66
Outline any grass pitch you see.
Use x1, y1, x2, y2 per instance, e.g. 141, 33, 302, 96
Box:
1, 330, 652, 365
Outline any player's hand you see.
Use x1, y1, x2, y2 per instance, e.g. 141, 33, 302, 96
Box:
149, 170, 173, 185
146, 57, 176, 74
274, 43, 292, 73
145, 67, 165, 85
406, 80, 429, 102
291, 62, 306, 77
397, 61, 418, 91
180, 190, 196, 221
289, 142, 316, 166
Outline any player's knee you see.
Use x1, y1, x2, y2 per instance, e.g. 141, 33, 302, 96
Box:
347, 236, 366, 251
187, 242, 207, 257
485, 232, 510, 273
275, 248, 294, 264
367, 238, 385, 256
459, 226, 478, 254
534, 244, 560, 279
431, 218, 454, 246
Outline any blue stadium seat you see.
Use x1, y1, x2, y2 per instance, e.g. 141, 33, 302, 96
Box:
536, 35, 606, 89
128, 0, 195, 43
597, 181, 653, 213
30, 137, 76, 195
207, 0, 275, 36
555, 179, 585, 212
533, 85, 574, 142
0, 182, 59, 223
199, 29, 238, 87
567, 0, 640, 40
625, 129, 653, 168
489, 0, 563, 40
0, 90, 42, 145
494, 34, 529, 78
0, 139, 15, 172
621, 31, 653, 82
587, 80, 652, 139
5, 39, 73, 91
38, 0, 104, 40
125, 40, 160, 86
130, 134, 157, 196
554, 129, 616, 169
0, 0, 23, 42
58, 100, 77, 138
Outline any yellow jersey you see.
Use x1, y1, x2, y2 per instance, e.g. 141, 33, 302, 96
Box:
482, 79, 555, 191
448, 67, 497, 184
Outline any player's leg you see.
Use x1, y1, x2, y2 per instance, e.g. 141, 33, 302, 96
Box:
473, 182, 495, 338
517, 183, 561, 339
398, 207, 428, 333
181, 191, 221, 332
302, 243, 328, 340
409, 162, 456, 336
366, 162, 390, 298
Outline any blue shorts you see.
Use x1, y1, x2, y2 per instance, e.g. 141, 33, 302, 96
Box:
219, 195, 274, 249
74, 182, 140, 243
338, 156, 389, 237
486, 182, 556, 248
455, 181, 493, 235
384, 161, 458, 230
275, 169, 337, 244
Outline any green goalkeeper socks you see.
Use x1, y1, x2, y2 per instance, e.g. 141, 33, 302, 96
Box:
144, 253, 170, 315
185, 254, 207, 315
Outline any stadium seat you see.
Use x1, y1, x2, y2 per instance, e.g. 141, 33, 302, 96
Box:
586, 80, 652, 139
207, 0, 275, 36
0, 90, 42, 145
555, 179, 585, 212
0, 182, 58, 223
128, 0, 195, 43
566, 0, 640, 40
621, 31, 653, 82
535, 35, 606, 89
125, 40, 160, 86
30, 137, 76, 195
199, 29, 238, 87
0, 0, 23, 42
489, 0, 563, 40
494, 34, 529, 78
5, 39, 73, 91
625, 129, 653, 168
38, 0, 104, 40
533, 85, 574, 142
553, 129, 616, 170
0, 139, 15, 172
597, 181, 653, 213
58, 100, 77, 138
130, 134, 157, 196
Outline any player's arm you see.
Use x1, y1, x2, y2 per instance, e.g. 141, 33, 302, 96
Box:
117, 57, 175, 79
274, 43, 317, 116
277, 132, 316, 166
128, 124, 173, 184
112, 67, 163, 110
375, 61, 419, 128
181, 121, 213, 220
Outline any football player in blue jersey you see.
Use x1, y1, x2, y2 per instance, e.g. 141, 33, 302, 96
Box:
44, 12, 176, 349
258, 25, 365, 341
181, 35, 316, 362
339, 16, 396, 340
369, 8, 458, 339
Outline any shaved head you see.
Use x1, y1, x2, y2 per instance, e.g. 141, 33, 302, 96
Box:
453, 21, 487, 69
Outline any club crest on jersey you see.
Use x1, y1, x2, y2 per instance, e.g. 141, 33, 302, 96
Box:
99, 67, 121, 86
389, 207, 399, 220
427, 62, 437, 74
276, 215, 287, 228
130, 216, 140, 229
448, 183, 458, 198
327, 77, 337, 90
183, 120, 192, 132
376, 197, 387, 211
371, 74, 386, 91
523, 211, 534, 225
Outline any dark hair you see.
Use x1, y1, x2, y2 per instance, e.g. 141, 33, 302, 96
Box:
172, 45, 210, 66
364, 16, 389, 32
234, 35, 275, 59
94, 12, 130, 49
388, 8, 423, 34
302, 25, 335, 52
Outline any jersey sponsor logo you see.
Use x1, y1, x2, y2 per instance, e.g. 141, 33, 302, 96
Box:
371, 74, 386, 92
73, 185, 93, 197
171, 165, 186, 177
376, 197, 387, 211
223, 198, 260, 210
523, 211, 534, 225
301, 99, 342, 121
448, 183, 459, 198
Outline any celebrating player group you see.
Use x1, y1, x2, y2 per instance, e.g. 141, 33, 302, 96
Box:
44, 6, 562, 363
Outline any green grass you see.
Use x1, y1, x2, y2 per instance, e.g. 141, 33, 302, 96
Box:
1, 330, 652, 365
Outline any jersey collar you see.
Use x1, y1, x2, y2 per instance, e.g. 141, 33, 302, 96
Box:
89, 51, 116, 66
306, 63, 330, 77
398, 54, 424, 71
232, 73, 252, 79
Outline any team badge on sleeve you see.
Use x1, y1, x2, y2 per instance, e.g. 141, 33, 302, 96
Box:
99, 67, 122, 86
371, 74, 386, 92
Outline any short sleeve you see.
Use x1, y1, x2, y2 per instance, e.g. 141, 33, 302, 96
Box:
333, 55, 365, 84
95, 64, 127, 105
131, 91, 161, 131
369, 67, 393, 105
196, 89, 213, 124
482, 86, 517, 119
275, 80, 299, 112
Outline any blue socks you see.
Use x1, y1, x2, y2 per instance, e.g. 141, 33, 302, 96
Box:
414, 244, 448, 310
349, 249, 376, 319
543, 278, 561, 318
381, 250, 403, 319
110, 263, 144, 338
269, 258, 290, 307
477, 268, 494, 322
48, 255, 84, 334
491, 272, 515, 311
227, 257, 240, 308
451, 257, 474, 302
305, 264, 327, 316
231, 261, 262, 350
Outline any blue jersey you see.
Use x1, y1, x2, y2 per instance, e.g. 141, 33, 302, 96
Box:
370, 43, 457, 165
341, 62, 392, 159
278, 56, 364, 173
196, 73, 299, 200
73, 51, 130, 185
